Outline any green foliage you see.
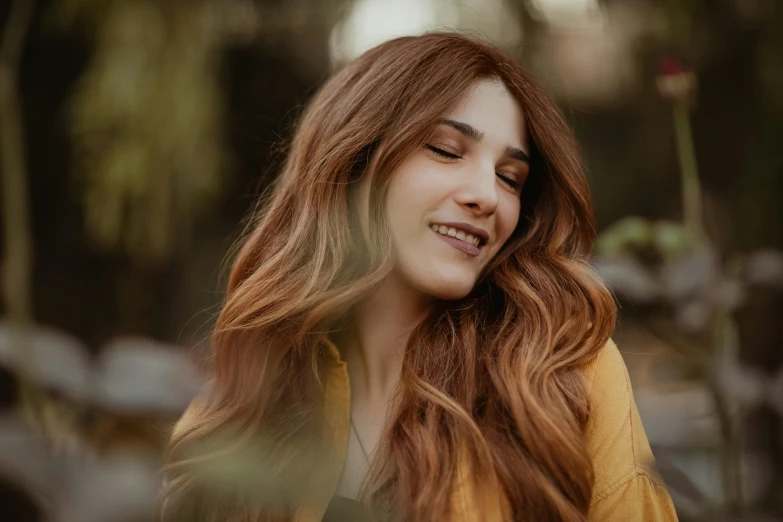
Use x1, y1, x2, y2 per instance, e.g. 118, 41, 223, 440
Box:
597, 216, 697, 260
68, 0, 227, 263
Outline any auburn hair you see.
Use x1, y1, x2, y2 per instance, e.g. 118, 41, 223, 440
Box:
159, 32, 617, 521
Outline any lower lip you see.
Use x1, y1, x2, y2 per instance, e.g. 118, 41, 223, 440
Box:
433, 230, 481, 257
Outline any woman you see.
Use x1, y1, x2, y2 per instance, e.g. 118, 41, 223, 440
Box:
160, 33, 677, 521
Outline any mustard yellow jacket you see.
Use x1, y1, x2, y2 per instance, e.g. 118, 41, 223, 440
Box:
173, 337, 678, 521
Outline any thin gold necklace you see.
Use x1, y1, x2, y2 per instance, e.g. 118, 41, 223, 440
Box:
350, 417, 372, 466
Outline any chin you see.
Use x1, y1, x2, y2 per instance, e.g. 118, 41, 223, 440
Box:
431, 287, 473, 301
412, 274, 476, 301
395, 255, 479, 301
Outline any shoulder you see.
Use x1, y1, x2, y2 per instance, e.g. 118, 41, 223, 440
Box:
580, 339, 679, 519
581, 337, 630, 397
580, 338, 669, 500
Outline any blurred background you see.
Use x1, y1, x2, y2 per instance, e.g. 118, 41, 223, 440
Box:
1, 0, 782, 520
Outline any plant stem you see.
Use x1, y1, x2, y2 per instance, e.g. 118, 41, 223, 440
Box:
672, 99, 705, 241
671, 93, 746, 513
0, 0, 42, 415
712, 282, 745, 513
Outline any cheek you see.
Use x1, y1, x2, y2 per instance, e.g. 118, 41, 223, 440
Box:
497, 197, 521, 244
385, 159, 445, 228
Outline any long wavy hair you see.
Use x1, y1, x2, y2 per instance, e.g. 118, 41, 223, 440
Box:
160, 32, 617, 522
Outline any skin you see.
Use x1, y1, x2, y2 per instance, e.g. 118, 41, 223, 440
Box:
335, 78, 530, 498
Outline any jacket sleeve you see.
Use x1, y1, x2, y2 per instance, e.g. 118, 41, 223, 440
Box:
585, 339, 679, 522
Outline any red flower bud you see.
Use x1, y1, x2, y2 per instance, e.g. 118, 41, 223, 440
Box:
656, 57, 697, 105
659, 57, 688, 76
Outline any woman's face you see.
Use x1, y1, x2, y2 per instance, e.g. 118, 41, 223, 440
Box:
359, 78, 530, 301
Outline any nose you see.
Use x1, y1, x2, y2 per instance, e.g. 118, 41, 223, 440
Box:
453, 162, 500, 216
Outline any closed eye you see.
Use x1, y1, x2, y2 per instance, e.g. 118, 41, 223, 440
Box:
426, 144, 522, 191
425, 144, 461, 159
497, 173, 521, 190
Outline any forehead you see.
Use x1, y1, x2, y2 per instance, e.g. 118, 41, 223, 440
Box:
442, 79, 528, 152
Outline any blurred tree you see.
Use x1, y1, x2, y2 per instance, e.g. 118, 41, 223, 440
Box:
64, 0, 227, 265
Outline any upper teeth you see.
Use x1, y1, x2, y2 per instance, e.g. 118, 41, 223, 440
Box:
430, 224, 481, 247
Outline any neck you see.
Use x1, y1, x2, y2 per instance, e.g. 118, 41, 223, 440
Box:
341, 272, 434, 403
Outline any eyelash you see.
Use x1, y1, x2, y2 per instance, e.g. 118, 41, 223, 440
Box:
425, 144, 521, 190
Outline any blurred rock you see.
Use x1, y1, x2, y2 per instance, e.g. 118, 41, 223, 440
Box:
592, 256, 660, 303
56, 451, 161, 522
634, 385, 720, 448
0, 414, 53, 506
675, 299, 712, 332
713, 359, 767, 411
0, 322, 92, 401
661, 247, 718, 302
93, 337, 204, 414
745, 249, 783, 290
711, 277, 746, 312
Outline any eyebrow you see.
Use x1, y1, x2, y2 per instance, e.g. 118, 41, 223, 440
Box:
438, 118, 530, 164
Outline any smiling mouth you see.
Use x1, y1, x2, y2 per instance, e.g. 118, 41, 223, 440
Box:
429, 224, 486, 257
429, 224, 484, 247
